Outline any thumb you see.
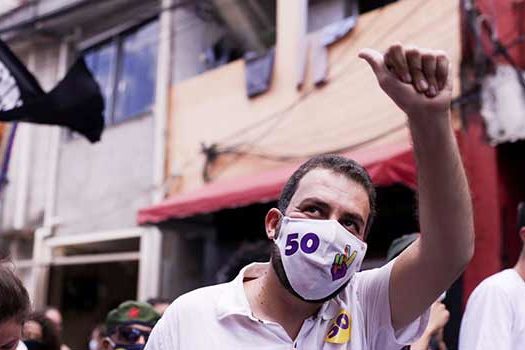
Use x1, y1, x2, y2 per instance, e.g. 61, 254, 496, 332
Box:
358, 48, 384, 76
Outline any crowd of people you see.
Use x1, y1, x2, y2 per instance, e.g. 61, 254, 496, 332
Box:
0, 278, 171, 350
1, 43, 524, 350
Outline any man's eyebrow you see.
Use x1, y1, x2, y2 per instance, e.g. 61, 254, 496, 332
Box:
298, 197, 330, 208
299, 197, 366, 228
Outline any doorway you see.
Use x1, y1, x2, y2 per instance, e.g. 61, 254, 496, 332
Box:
48, 261, 138, 349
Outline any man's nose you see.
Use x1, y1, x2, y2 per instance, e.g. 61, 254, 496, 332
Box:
328, 213, 339, 221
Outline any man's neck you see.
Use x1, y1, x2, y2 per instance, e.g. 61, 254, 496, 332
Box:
244, 264, 322, 340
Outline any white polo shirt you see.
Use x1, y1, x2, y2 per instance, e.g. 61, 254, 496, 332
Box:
459, 269, 525, 350
16, 341, 27, 350
146, 261, 429, 350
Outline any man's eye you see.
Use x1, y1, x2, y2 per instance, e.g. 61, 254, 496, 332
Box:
304, 206, 321, 214
342, 220, 357, 230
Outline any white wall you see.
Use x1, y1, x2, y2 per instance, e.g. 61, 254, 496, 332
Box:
54, 115, 154, 235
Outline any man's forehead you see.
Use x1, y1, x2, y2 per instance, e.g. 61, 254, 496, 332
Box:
293, 168, 363, 195
289, 168, 370, 212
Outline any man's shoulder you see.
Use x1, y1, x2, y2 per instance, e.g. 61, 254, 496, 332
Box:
166, 282, 231, 315
478, 269, 518, 288
352, 262, 393, 288
470, 269, 520, 300
338, 263, 393, 304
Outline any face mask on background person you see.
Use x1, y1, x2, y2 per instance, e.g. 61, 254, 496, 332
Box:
274, 216, 367, 301
89, 339, 99, 350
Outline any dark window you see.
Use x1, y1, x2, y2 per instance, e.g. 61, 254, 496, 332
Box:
308, 0, 400, 33
84, 19, 159, 126
359, 0, 399, 13
199, 0, 276, 70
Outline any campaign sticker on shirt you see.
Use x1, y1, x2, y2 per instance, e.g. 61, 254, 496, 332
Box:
325, 309, 351, 344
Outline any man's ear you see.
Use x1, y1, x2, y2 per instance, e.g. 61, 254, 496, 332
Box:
520, 227, 525, 244
265, 208, 282, 240
101, 338, 112, 350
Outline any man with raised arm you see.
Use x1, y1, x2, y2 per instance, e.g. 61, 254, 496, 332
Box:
145, 44, 474, 350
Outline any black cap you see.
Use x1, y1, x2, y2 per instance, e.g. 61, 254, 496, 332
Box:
386, 233, 419, 262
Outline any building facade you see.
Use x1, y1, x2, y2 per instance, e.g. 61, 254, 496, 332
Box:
0, 0, 473, 348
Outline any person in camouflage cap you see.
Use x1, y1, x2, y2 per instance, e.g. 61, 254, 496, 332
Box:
102, 301, 160, 350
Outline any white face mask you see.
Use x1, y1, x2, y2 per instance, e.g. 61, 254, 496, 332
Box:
274, 216, 367, 301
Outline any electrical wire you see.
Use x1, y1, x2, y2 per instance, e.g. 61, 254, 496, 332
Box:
202, 0, 477, 180
217, 123, 406, 162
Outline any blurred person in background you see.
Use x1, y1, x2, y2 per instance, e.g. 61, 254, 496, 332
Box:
88, 324, 106, 350
42, 308, 69, 350
0, 263, 31, 350
387, 234, 450, 350
22, 312, 60, 350
145, 299, 170, 317
215, 240, 272, 283
101, 301, 159, 350
411, 302, 449, 350
459, 202, 525, 350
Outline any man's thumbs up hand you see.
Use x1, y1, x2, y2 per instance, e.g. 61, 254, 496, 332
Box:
359, 44, 452, 120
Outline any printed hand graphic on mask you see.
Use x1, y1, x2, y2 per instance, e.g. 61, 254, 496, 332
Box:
331, 245, 358, 281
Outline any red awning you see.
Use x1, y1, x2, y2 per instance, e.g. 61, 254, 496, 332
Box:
137, 141, 415, 225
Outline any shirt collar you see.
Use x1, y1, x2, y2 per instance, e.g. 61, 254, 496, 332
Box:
216, 262, 267, 320
216, 262, 344, 321
318, 297, 341, 321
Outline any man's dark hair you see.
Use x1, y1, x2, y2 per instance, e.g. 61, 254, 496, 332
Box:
518, 202, 525, 231
278, 154, 376, 236
0, 263, 31, 324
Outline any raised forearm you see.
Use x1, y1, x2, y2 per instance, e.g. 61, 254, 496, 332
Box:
360, 44, 475, 330
408, 112, 474, 270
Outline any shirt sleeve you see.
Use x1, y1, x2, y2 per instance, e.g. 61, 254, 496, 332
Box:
458, 281, 512, 350
356, 260, 430, 350
145, 303, 180, 350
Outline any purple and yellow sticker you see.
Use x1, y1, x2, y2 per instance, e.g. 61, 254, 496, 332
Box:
325, 309, 351, 344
